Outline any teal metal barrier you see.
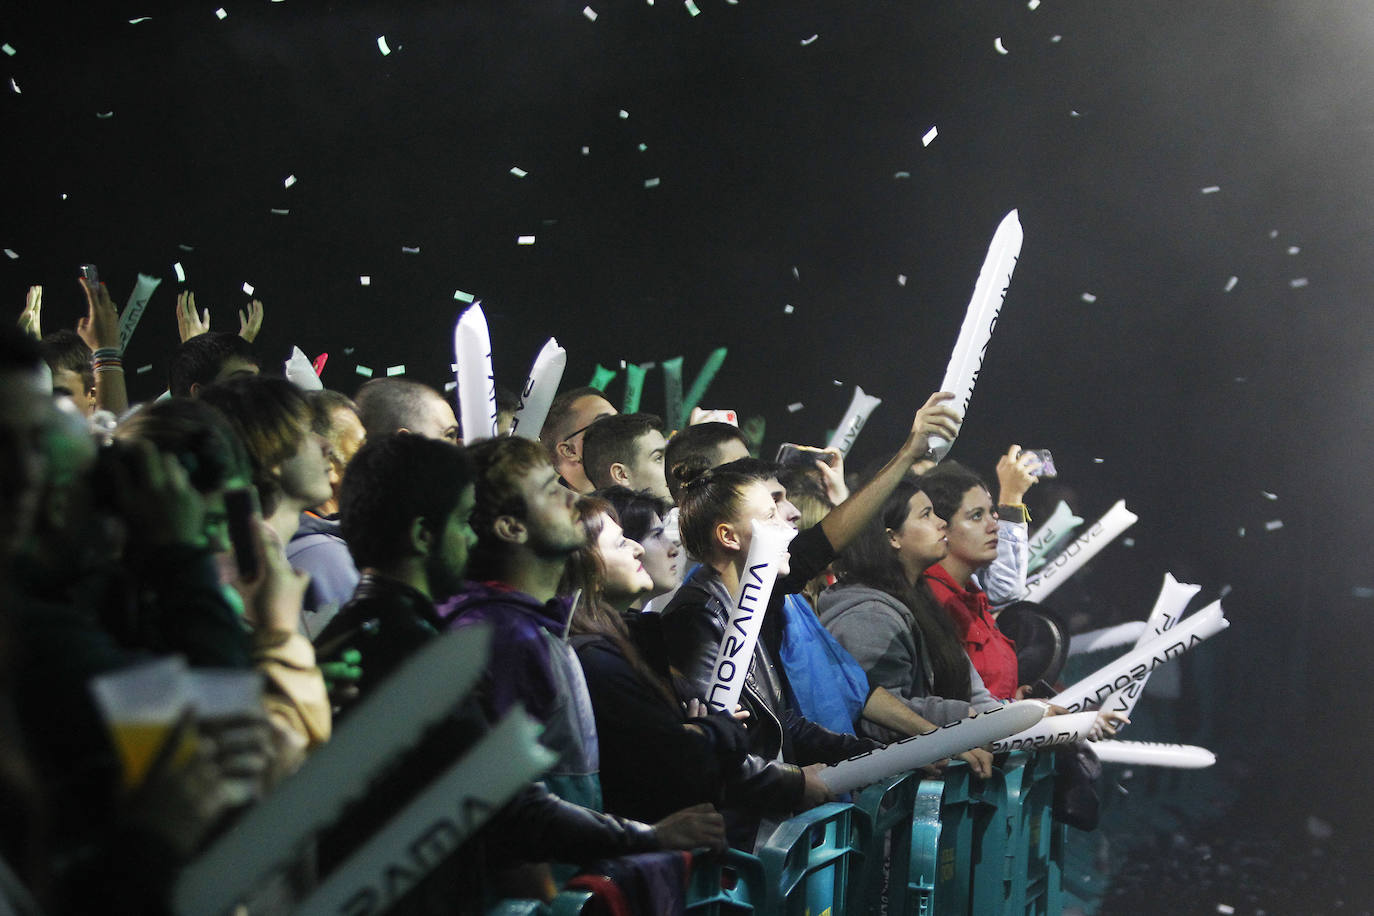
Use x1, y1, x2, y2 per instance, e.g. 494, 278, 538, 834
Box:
910, 761, 1009, 915
686, 848, 773, 914
757, 802, 863, 916
849, 770, 918, 916
486, 890, 593, 916
999, 752, 1059, 915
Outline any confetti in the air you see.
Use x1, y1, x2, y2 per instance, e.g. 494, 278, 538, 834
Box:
215, 8, 227, 20
893, 171, 911, 179
60, 194, 68, 200
1028, 0, 1040, 7
581, 146, 590, 155
792, 266, 800, 279
1264, 519, 1283, 531
1218, 584, 1234, 598
359, 276, 371, 286
787, 402, 804, 413
136, 364, 153, 375
355, 365, 373, 378
242, 282, 255, 295
685, 0, 700, 16
783, 304, 794, 314
1092, 457, 1104, 464
1238, 527, 1246, 537
96, 111, 115, 119
173, 262, 185, 282
128, 17, 152, 24
801, 34, 819, 46
898, 275, 907, 286
510, 166, 528, 177
9, 78, 18, 94
1122, 538, 1135, 548
644, 177, 661, 188
344, 348, 355, 355
270, 208, 290, 215
1081, 292, 1097, 303
994, 37, 1009, 54
1289, 277, 1309, 288
833, 379, 843, 386
284, 175, 297, 188
1287, 245, 1300, 255
450, 363, 459, 372
641, 361, 657, 370
1234, 376, 1247, 383
1352, 586, 1374, 599
1200, 186, 1220, 194
619, 109, 629, 119
583, 6, 598, 21
1070, 110, 1081, 117
386, 365, 405, 376
922, 125, 938, 146
1051, 34, 1062, 42
401, 246, 420, 254
1268, 229, 1278, 238
1224, 276, 1238, 292
1, 44, 14, 56
1217, 905, 1235, 915
454, 290, 475, 302
618, 359, 627, 369
1262, 491, 1277, 500
444, 381, 457, 392
3, 249, 17, 260
638, 142, 647, 151
377, 36, 392, 55
517, 235, 536, 245
178, 244, 194, 252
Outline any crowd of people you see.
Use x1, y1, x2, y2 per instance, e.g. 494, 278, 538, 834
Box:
0, 276, 1127, 914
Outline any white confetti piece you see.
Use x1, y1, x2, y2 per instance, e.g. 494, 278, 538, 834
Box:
517, 235, 536, 245
1092, 457, 1104, 464
386, 365, 405, 376
791, 266, 800, 279
60, 193, 68, 200
269, 208, 290, 215
1224, 276, 1238, 292
1289, 277, 1308, 288
1081, 292, 1097, 303
1238, 527, 1246, 537
787, 402, 804, 413
215, 8, 227, 20
1351, 586, 1374, 599
801, 34, 818, 45
581, 146, 590, 155
510, 166, 527, 177
128, 17, 152, 24
450, 363, 459, 372
1219, 584, 1234, 598
344, 348, 355, 355
684, 0, 700, 16
1122, 538, 1135, 547
893, 171, 911, 179
582, 6, 598, 21
173, 262, 185, 282
783, 304, 794, 314
9, 78, 20, 94
242, 282, 255, 295
1070, 109, 1081, 117
96, 111, 115, 119
832, 379, 843, 386
1234, 376, 1246, 383
644, 177, 661, 188
284, 174, 297, 188
1287, 245, 1300, 255
355, 365, 373, 378
1200, 185, 1220, 194
922, 125, 938, 146
454, 290, 475, 302
994, 36, 1009, 54
897, 274, 907, 286
618, 109, 629, 119
3, 249, 17, 260
1028, 0, 1040, 8
1, 44, 14, 56
640, 361, 657, 370
359, 275, 371, 286
444, 381, 457, 392
618, 359, 627, 369
1050, 34, 1062, 42
1268, 229, 1278, 238
1217, 905, 1235, 915
136, 364, 153, 375
638, 142, 647, 151
178, 244, 195, 252
401, 246, 420, 254
1264, 519, 1283, 531
1262, 491, 1277, 500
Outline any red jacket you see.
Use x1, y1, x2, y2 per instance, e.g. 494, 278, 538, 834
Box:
923, 563, 1019, 700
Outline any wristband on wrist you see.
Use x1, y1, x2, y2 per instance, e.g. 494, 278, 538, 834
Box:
998, 503, 1030, 524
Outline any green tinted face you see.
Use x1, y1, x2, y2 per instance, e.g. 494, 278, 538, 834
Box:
428, 484, 478, 599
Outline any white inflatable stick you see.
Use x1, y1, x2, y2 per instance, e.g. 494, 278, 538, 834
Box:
453, 303, 498, 442
704, 521, 794, 714
1023, 500, 1137, 603
509, 337, 566, 440
825, 385, 881, 456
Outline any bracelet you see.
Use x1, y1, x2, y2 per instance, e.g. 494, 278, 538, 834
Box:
92, 355, 124, 374
92, 346, 122, 360
998, 503, 1030, 524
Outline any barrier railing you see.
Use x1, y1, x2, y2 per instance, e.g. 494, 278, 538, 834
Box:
492, 752, 1064, 916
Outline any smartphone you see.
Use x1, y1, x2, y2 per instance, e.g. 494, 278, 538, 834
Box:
223, 487, 261, 582
1018, 448, 1058, 478
775, 442, 836, 468
79, 263, 100, 287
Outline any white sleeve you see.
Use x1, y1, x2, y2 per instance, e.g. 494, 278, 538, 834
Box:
978, 517, 1029, 609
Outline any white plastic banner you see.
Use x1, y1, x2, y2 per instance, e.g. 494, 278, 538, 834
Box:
1022, 500, 1137, 603
825, 385, 881, 456
927, 210, 1023, 460
453, 303, 498, 443
510, 337, 566, 440
820, 700, 1046, 794
284, 346, 324, 391
1051, 601, 1227, 713
704, 520, 795, 714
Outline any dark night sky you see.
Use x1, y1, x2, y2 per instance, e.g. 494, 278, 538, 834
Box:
5, 0, 1374, 838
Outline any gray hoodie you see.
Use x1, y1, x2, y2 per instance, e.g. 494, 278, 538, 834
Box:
817, 583, 999, 741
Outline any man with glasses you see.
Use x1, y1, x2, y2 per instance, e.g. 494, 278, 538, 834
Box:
539, 387, 616, 493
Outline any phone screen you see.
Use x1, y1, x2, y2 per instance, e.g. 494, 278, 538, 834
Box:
223, 487, 261, 582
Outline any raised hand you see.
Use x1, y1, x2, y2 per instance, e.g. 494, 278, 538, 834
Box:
77, 277, 120, 351
238, 299, 264, 342
18, 285, 41, 338
906, 391, 962, 463
996, 444, 1040, 506
176, 291, 212, 342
